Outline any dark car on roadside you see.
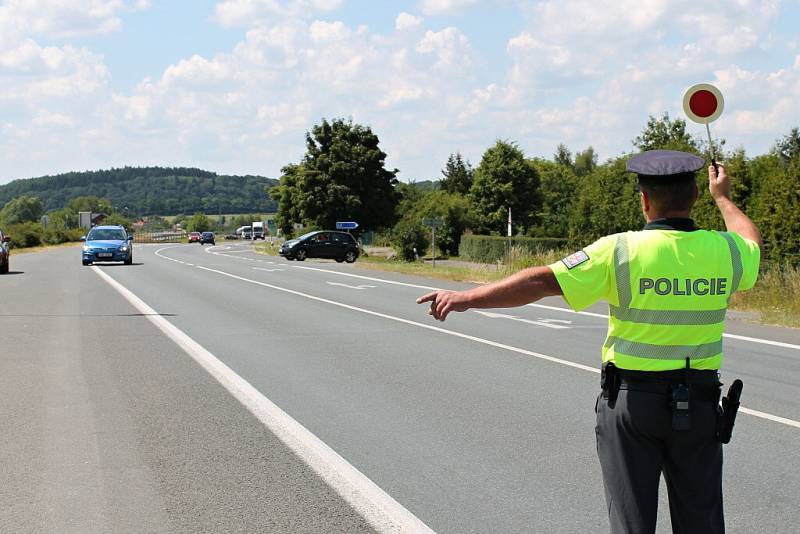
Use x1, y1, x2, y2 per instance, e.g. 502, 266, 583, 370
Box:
200, 231, 215, 245
81, 225, 133, 265
0, 228, 10, 274
189, 231, 202, 243
279, 230, 359, 263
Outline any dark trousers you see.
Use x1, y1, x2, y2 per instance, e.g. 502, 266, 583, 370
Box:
596, 389, 724, 534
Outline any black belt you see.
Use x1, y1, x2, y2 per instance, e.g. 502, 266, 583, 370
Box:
616, 368, 721, 401
618, 379, 721, 401
617, 368, 720, 385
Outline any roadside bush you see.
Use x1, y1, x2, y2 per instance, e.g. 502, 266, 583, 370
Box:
459, 234, 568, 263
43, 226, 85, 245
391, 217, 429, 261
6, 222, 43, 249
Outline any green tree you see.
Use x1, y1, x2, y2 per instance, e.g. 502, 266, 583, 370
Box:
271, 118, 399, 233
413, 190, 473, 256
66, 196, 114, 215
271, 164, 304, 236
0, 195, 45, 225
774, 127, 800, 164
554, 144, 573, 167
749, 154, 800, 262
692, 149, 751, 231
186, 212, 212, 233
574, 147, 598, 177
469, 140, 541, 234
391, 215, 429, 261
528, 158, 579, 238
102, 213, 133, 231
568, 157, 641, 244
440, 153, 474, 195
633, 113, 699, 153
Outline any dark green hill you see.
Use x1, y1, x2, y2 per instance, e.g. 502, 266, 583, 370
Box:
0, 167, 279, 216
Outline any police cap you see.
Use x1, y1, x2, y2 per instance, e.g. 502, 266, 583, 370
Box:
627, 150, 705, 183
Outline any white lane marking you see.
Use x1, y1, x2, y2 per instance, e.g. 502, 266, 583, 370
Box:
292, 265, 439, 291
539, 319, 573, 325
91, 266, 434, 534
473, 310, 569, 329
194, 264, 800, 431
527, 302, 608, 319
290, 265, 798, 350
740, 407, 800, 429
721, 333, 800, 351
327, 282, 376, 290
253, 267, 286, 272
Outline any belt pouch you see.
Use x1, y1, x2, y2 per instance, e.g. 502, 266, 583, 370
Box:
671, 384, 691, 431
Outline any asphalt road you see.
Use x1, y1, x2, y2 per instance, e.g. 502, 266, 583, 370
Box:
2, 242, 799, 533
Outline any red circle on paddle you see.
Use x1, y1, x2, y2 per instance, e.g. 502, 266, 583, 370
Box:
688, 90, 718, 118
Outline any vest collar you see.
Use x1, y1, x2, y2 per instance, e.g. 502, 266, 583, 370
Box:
643, 217, 698, 232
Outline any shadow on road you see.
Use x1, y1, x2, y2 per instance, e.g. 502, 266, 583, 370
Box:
91, 262, 145, 267
2, 271, 24, 275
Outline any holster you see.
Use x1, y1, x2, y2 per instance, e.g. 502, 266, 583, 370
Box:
601, 362, 620, 408
716, 379, 743, 444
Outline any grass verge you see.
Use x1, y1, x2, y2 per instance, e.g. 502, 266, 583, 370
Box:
9, 242, 79, 255
730, 264, 800, 328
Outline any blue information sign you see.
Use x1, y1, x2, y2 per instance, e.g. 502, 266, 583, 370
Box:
335, 221, 359, 230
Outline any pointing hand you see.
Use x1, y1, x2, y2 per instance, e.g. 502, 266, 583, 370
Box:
416, 290, 469, 321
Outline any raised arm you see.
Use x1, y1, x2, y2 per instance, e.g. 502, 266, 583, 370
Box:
708, 163, 763, 251
416, 265, 562, 321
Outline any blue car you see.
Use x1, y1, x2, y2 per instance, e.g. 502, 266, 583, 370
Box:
81, 225, 134, 266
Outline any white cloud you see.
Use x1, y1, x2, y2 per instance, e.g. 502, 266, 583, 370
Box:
395, 12, 423, 31
416, 27, 472, 70
214, 0, 343, 27
0, 0, 140, 43
418, 0, 477, 16
309, 20, 351, 42
1, 0, 798, 184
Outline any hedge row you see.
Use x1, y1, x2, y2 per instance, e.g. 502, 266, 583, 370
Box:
459, 234, 569, 263
3, 222, 85, 249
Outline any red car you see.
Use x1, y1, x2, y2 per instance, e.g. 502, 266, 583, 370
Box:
0, 228, 10, 274
188, 231, 202, 243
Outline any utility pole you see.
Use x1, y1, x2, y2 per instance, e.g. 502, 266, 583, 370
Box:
507, 207, 512, 260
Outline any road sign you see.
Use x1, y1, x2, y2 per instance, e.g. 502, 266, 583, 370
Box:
422, 217, 443, 228
683, 83, 724, 124
336, 221, 359, 230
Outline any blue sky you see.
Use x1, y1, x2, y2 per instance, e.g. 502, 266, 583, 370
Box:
2, 0, 799, 184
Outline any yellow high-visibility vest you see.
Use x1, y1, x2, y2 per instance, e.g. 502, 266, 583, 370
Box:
551, 225, 760, 371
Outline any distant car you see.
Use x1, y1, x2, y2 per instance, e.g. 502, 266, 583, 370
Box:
0, 228, 10, 274
81, 225, 133, 265
189, 231, 202, 243
200, 231, 215, 245
279, 230, 359, 263
224, 234, 238, 240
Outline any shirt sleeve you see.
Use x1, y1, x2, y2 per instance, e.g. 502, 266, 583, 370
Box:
548, 235, 617, 311
729, 232, 761, 291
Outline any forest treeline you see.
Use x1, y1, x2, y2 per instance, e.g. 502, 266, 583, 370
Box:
0, 167, 278, 216
269, 115, 799, 264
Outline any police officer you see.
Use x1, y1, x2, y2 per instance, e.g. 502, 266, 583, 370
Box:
416, 150, 762, 533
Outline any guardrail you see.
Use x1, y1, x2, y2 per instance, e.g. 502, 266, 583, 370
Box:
133, 231, 186, 243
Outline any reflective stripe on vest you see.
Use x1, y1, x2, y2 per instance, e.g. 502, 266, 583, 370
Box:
606, 232, 739, 368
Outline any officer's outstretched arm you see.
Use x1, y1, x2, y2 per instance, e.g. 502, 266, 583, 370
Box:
416, 266, 562, 321
709, 163, 763, 251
